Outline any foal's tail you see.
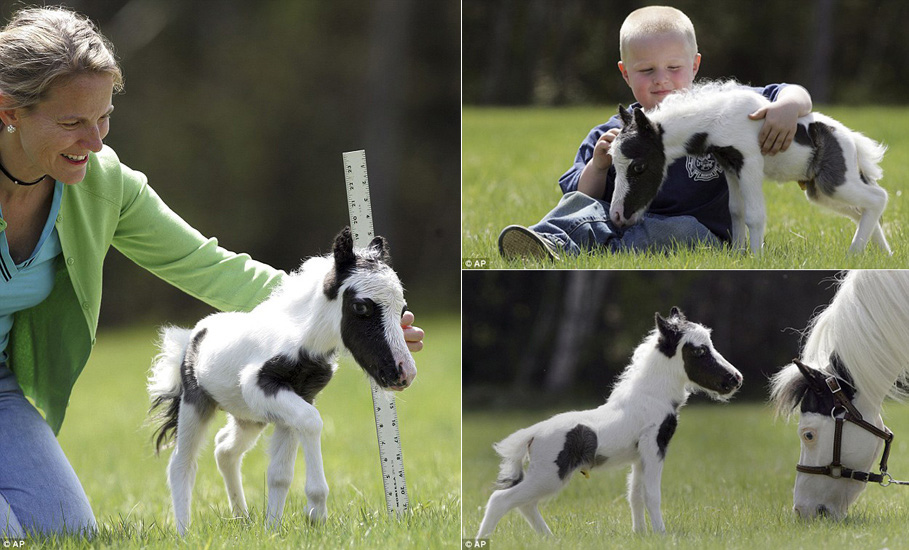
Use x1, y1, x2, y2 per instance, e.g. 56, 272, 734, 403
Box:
492, 427, 537, 489
147, 325, 193, 455
853, 131, 887, 184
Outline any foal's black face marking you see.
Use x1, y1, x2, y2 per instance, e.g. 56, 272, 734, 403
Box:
682, 343, 738, 394
181, 328, 215, 413
616, 106, 667, 220
257, 351, 335, 404
341, 287, 404, 389
656, 413, 678, 459
556, 424, 598, 480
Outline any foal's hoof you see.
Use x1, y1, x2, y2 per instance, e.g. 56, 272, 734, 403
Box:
305, 504, 327, 523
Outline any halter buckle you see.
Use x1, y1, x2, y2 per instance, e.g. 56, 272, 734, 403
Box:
829, 465, 842, 479
826, 376, 842, 393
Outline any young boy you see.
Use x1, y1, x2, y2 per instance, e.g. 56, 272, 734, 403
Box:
498, 6, 812, 260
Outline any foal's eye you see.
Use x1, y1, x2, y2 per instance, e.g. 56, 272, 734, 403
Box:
802, 429, 817, 442
351, 300, 374, 317
631, 163, 647, 175
693, 347, 707, 357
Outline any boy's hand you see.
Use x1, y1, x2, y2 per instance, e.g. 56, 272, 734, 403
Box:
591, 128, 621, 170
748, 101, 801, 156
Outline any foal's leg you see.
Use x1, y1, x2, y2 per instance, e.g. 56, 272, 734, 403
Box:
214, 415, 265, 518
249, 388, 327, 526
724, 175, 748, 251
477, 473, 560, 538
266, 424, 300, 527
517, 502, 553, 536
168, 400, 216, 536
735, 160, 767, 255
298, 423, 329, 521
627, 460, 646, 533
636, 430, 667, 534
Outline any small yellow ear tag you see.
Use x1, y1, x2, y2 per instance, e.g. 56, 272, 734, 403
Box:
580, 469, 590, 479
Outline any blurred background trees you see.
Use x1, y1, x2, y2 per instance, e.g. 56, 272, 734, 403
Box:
463, 0, 908, 106
463, 271, 843, 406
0, 0, 459, 324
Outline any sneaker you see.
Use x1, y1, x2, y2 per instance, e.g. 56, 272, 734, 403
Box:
498, 225, 561, 261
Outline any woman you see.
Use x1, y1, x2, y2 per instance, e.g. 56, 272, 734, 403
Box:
0, 7, 424, 537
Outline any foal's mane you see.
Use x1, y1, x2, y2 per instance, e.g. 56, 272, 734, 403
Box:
647, 79, 743, 116
771, 271, 909, 417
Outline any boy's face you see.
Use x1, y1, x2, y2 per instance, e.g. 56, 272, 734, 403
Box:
618, 33, 700, 110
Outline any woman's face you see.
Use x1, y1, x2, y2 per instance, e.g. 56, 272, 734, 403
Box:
12, 72, 114, 185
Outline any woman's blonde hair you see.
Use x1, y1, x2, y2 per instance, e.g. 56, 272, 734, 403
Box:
0, 6, 123, 110
619, 6, 698, 63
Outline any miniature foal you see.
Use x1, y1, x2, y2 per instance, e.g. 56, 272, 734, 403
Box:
148, 227, 416, 534
477, 307, 741, 537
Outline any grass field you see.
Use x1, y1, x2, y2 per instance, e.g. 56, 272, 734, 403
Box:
462, 105, 909, 269
463, 403, 909, 549
33, 312, 459, 549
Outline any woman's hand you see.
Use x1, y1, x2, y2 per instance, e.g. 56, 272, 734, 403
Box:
401, 310, 424, 353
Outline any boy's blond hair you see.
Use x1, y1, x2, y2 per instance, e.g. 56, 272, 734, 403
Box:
619, 6, 698, 62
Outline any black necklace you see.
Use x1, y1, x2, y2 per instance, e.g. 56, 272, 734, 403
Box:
0, 156, 45, 186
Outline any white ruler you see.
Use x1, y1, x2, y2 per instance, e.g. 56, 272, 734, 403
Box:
342, 150, 409, 516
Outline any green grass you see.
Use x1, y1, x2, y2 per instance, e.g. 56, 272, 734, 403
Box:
462, 106, 909, 269
463, 403, 909, 549
29, 313, 459, 549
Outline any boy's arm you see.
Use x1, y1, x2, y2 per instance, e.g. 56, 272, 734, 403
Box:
748, 84, 813, 155
559, 120, 622, 197
577, 128, 621, 198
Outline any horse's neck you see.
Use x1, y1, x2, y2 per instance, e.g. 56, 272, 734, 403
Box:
611, 347, 689, 407
258, 270, 344, 355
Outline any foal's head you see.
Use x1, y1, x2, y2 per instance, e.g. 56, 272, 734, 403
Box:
324, 227, 416, 391
656, 307, 742, 399
609, 106, 668, 228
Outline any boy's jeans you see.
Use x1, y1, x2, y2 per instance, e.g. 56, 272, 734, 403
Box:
530, 192, 722, 255
0, 363, 96, 537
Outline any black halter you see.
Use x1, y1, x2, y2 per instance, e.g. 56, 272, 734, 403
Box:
794, 359, 909, 486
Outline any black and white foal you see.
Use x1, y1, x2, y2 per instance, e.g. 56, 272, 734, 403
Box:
608, 80, 890, 255
476, 308, 741, 537
148, 227, 416, 535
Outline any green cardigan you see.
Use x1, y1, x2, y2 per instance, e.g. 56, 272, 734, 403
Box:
7, 146, 285, 434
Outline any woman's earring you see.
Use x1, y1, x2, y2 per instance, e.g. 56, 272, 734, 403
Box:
6, 125, 15, 133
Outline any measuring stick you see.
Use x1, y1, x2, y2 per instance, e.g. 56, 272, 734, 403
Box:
342, 150, 409, 516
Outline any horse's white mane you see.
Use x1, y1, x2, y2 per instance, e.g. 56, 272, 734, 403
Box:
801, 271, 909, 403
772, 271, 909, 415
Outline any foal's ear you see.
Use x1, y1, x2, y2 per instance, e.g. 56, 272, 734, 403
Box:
332, 226, 357, 271
618, 105, 632, 128
366, 235, 391, 264
632, 107, 654, 132
655, 310, 677, 338
669, 306, 686, 321
793, 358, 828, 394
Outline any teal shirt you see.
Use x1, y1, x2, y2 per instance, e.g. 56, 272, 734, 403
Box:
7, 146, 285, 434
0, 182, 65, 363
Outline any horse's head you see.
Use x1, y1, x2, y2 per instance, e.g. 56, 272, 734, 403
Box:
324, 227, 416, 391
655, 307, 742, 399
609, 105, 668, 228
770, 355, 884, 520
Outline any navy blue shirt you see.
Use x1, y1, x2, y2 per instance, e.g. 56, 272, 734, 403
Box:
558, 84, 787, 241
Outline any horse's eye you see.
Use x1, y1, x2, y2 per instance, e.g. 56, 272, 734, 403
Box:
352, 301, 373, 317
693, 347, 706, 357
802, 430, 816, 442
631, 162, 647, 175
